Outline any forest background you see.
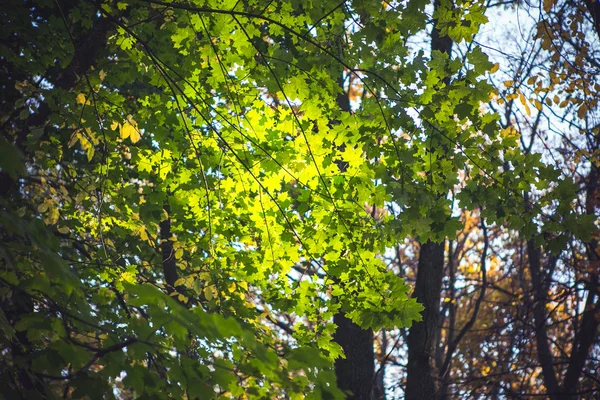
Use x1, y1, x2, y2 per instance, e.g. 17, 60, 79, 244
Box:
0, 0, 599, 399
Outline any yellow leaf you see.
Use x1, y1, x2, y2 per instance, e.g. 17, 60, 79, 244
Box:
110, 121, 120, 131
99, 69, 107, 81
534, 99, 543, 111
120, 271, 136, 284
129, 127, 141, 143
76, 93, 86, 105
489, 63, 499, 73
503, 80, 514, 88
37, 202, 49, 212
174, 278, 186, 287
204, 286, 214, 301
543, 0, 554, 13
57, 225, 70, 234
44, 208, 59, 225
87, 146, 94, 161
177, 293, 188, 303
137, 227, 148, 241
121, 122, 133, 140
501, 127, 519, 141
121, 118, 141, 143
518, 92, 531, 116
129, 128, 141, 143
175, 248, 184, 259
199, 272, 210, 281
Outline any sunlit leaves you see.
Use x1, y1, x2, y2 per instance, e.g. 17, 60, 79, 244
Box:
119, 116, 141, 143
75, 93, 87, 105
3, 0, 579, 397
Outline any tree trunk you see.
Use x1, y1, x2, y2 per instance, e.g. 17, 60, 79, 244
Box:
526, 239, 560, 400
405, 240, 445, 400
334, 313, 375, 399
331, 57, 375, 399
405, 0, 451, 398
561, 164, 600, 398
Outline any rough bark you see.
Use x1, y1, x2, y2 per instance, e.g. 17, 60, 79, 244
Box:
333, 313, 375, 400
331, 69, 376, 400
404, 0, 451, 398
405, 240, 445, 400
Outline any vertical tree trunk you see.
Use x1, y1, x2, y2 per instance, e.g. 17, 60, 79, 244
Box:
332, 66, 375, 399
526, 239, 560, 400
561, 164, 600, 398
405, 1, 451, 398
334, 313, 375, 399
405, 240, 445, 400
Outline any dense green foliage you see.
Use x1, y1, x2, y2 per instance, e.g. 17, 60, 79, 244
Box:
0, 0, 595, 398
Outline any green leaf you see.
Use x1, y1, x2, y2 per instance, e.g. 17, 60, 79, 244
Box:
0, 138, 25, 179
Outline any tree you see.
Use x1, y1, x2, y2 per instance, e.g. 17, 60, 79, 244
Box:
1, 0, 597, 399
373, 0, 599, 398
1, 0, 423, 397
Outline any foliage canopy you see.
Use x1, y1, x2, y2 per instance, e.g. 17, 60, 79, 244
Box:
0, 0, 595, 398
